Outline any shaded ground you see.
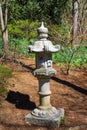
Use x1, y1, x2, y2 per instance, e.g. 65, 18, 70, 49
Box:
0, 58, 87, 130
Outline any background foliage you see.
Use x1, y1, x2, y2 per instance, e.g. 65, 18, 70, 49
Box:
0, 0, 87, 74
8, 0, 70, 24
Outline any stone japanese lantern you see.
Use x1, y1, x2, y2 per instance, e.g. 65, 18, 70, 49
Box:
25, 22, 64, 127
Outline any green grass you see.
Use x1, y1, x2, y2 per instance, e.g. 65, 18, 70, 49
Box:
52, 46, 87, 68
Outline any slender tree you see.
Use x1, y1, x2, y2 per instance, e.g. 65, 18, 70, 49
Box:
0, 0, 8, 51
72, 0, 79, 38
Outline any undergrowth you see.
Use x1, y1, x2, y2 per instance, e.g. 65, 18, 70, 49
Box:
53, 46, 87, 69
0, 65, 13, 97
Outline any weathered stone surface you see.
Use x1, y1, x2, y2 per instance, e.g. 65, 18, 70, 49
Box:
25, 108, 64, 128
28, 22, 60, 53
33, 67, 57, 77
26, 22, 64, 128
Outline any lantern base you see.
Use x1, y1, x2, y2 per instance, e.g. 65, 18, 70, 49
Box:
25, 108, 64, 128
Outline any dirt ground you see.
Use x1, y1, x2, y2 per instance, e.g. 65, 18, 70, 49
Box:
0, 58, 87, 130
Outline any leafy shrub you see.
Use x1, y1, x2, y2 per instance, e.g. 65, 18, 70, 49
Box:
49, 20, 87, 74
0, 65, 13, 97
53, 46, 87, 69
72, 46, 87, 67
8, 20, 39, 39
48, 20, 71, 44
9, 38, 35, 58
9, 38, 29, 56
8, 23, 26, 38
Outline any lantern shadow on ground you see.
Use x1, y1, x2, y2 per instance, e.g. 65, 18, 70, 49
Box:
14, 60, 35, 72
16, 61, 87, 96
52, 77, 87, 96
6, 90, 36, 110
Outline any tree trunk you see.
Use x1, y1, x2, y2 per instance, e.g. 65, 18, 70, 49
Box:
72, 0, 79, 38
0, 1, 8, 51
2, 30, 8, 51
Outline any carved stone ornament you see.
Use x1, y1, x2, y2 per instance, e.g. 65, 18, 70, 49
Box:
25, 22, 64, 128
28, 22, 60, 53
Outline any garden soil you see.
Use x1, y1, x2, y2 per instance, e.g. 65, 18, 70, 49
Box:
0, 58, 87, 130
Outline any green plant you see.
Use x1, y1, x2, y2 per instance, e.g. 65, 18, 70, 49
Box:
53, 46, 87, 74
0, 65, 13, 97
9, 38, 33, 57
0, 86, 8, 97
60, 117, 65, 126
8, 20, 39, 39
48, 20, 71, 44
